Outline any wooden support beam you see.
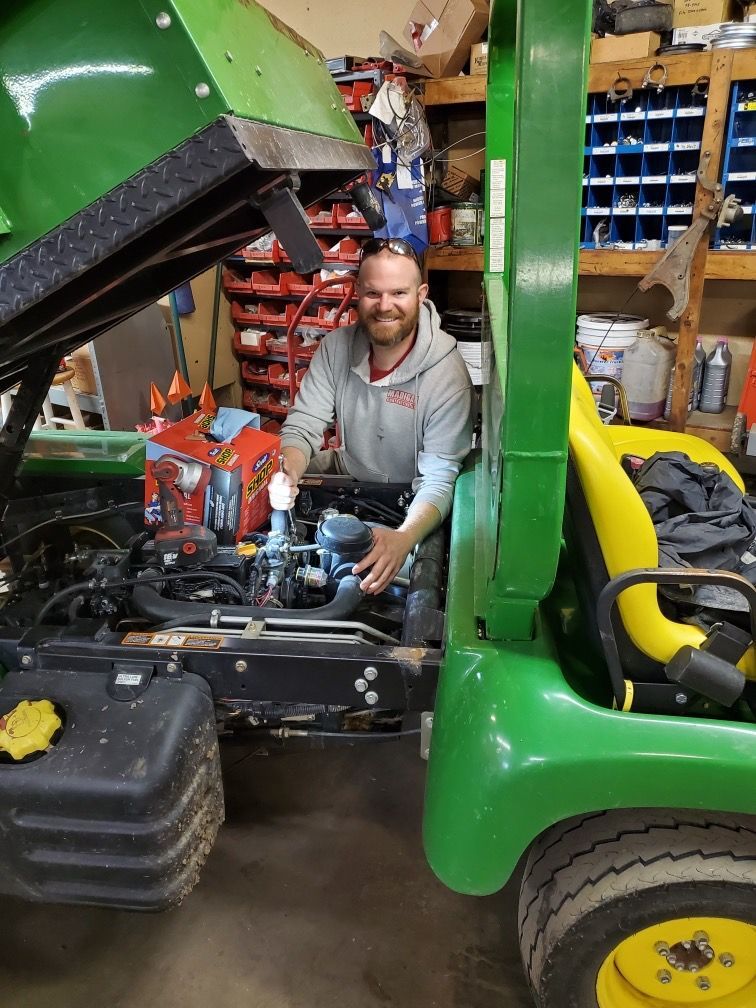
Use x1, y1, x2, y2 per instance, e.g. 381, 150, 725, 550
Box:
668, 50, 734, 433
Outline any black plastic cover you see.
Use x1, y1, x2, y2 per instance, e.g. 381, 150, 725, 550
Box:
315, 515, 374, 560
0, 669, 223, 910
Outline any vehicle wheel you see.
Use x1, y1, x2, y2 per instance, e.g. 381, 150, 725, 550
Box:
731, 412, 746, 455
518, 809, 756, 1008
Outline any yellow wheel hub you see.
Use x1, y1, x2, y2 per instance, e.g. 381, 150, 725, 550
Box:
596, 917, 756, 1006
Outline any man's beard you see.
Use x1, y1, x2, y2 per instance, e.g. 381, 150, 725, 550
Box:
359, 303, 419, 348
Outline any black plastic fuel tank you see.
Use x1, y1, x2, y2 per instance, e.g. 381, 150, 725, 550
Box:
0, 669, 223, 910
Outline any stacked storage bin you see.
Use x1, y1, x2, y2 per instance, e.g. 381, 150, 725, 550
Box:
581, 83, 707, 250
225, 62, 388, 431
714, 79, 756, 251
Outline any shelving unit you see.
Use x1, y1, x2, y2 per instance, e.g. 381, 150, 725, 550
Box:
580, 48, 756, 443
581, 84, 706, 250
225, 215, 366, 427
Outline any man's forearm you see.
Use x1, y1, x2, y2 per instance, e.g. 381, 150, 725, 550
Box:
281, 446, 309, 484
398, 500, 442, 550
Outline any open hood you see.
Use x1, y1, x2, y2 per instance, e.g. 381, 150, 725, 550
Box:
0, 0, 375, 491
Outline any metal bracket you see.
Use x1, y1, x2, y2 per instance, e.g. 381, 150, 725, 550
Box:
607, 74, 632, 104
250, 177, 324, 274
641, 62, 667, 93
420, 710, 433, 760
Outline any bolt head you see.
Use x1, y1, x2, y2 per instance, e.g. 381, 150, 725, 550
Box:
364, 666, 378, 681
354, 678, 368, 693
224, 50, 233, 62
720, 953, 734, 967
657, 969, 672, 984
696, 977, 711, 991
195, 82, 210, 99
655, 942, 670, 957
156, 12, 172, 29
364, 691, 378, 705
20, 654, 32, 666
166, 661, 179, 673
255, 65, 263, 76
235, 660, 247, 673
667, 954, 677, 965
675, 692, 688, 705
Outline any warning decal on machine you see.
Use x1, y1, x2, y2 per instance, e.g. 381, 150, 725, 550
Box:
121, 632, 225, 650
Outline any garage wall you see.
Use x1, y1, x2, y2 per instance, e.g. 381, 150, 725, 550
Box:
258, 1, 413, 59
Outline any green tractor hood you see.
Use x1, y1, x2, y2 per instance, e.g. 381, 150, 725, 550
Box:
0, 0, 374, 490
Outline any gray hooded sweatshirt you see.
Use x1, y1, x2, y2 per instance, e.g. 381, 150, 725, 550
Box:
280, 300, 473, 519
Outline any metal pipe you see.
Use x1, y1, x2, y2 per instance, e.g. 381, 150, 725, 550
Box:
207, 263, 223, 389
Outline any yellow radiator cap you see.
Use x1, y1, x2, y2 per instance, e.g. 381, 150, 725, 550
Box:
0, 699, 61, 760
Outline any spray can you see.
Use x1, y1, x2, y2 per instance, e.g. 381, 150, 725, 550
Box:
692, 339, 706, 411
698, 338, 732, 414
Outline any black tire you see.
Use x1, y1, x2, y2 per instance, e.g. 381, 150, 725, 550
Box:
518, 809, 756, 1008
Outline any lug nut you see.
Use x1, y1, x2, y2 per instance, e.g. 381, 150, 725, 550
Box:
693, 931, 709, 945
667, 954, 678, 965
655, 942, 670, 957
696, 977, 711, 991
657, 970, 672, 984
720, 953, 735, 968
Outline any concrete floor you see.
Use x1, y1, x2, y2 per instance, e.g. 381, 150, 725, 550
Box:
0, 738, 533, 1008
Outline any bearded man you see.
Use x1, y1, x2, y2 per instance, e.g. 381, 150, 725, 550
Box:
268, 237, 473, 595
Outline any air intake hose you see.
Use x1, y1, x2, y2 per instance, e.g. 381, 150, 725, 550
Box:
132, 574, 364, 626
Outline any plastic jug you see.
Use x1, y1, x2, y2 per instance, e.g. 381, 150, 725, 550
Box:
621, 326, 676, 420
699, 338, 732, 415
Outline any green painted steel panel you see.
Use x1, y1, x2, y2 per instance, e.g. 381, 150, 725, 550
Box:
424, 464, 756, 894
0, 0, 361, 261
480, 0, 591, 640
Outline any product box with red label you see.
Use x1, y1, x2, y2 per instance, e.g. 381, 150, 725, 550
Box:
144, 409, 280, 545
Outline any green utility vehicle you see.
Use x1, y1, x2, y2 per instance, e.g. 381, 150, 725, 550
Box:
0, 2, 754, 1006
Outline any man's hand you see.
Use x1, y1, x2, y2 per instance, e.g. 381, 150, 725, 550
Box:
268, 470, 298, 511
352, 527, 414, 595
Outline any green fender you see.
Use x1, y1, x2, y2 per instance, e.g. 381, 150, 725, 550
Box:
423, 464, 756, 896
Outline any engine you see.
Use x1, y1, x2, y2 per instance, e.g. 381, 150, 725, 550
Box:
0, 479, 434, 647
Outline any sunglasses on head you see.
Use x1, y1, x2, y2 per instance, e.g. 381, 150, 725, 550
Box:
359, 237, 421, 267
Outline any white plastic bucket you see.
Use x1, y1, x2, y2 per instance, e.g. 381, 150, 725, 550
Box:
576, 313, 649, 393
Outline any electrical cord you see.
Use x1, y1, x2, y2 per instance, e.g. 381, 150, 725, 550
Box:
0, 500, 143, 553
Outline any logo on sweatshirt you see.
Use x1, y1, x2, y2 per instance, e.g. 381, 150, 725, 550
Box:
385, 389, 416, 410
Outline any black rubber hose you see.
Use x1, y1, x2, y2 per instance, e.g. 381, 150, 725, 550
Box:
34, 569, 247, 625
132, 574, 365, 626
401, 527, 445, 647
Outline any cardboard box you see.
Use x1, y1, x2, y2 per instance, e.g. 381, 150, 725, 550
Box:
406, 0, 489, 78
145, 409, 280, 545
470, 40, 488, 75
68, 345, 97, 395
590, 31, 661, 63
672, 0, 734, 29
671, 22, 723, 45
437, 163, 479, 200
